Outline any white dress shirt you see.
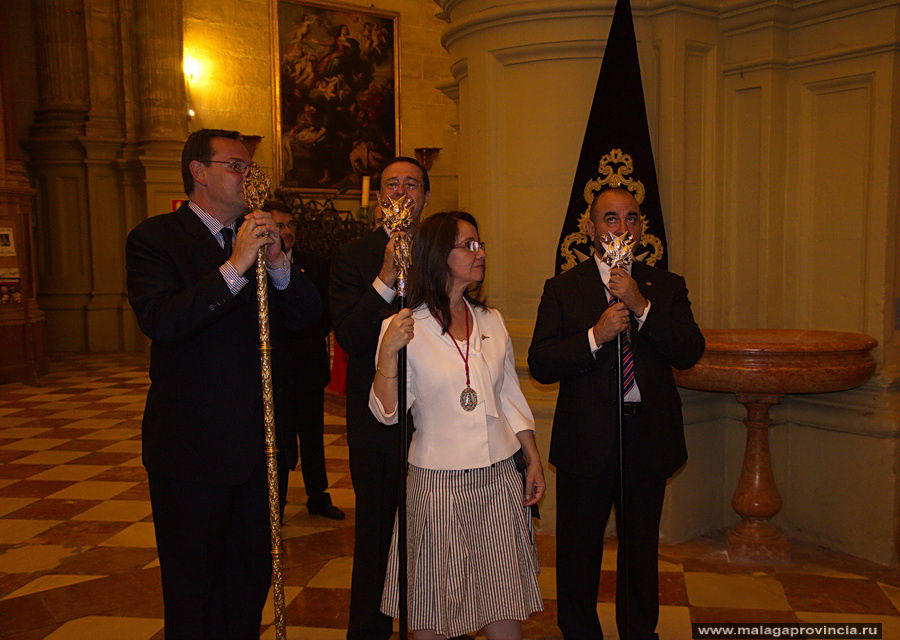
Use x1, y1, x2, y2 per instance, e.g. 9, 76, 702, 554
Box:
586, 253, 650, 402
369, 301, 536, 470
188, 201, 290, 294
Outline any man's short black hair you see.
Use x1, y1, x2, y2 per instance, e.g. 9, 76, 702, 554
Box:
181, 128, 241, 195
376, 156, 430, 193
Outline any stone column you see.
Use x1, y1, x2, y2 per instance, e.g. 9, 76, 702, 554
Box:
22, 0, 93, 351
80, 0, 130, 352
23, 0, 186, 352
134, 0, 186, 142
30, 0, 90, 138
119, 0, 186, 350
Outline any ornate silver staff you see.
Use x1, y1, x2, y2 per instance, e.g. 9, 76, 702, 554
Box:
599, 229, 637, 634
242, 165, 287, 640
380, 193, 415, 640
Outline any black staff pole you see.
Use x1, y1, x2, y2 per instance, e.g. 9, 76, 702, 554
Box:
397, 308, 409, 640
615, 330, 629, 636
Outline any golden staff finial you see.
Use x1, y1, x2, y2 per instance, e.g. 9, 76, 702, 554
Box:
380, 194, 416, 297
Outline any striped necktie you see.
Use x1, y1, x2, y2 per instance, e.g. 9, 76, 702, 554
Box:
607, 294, 636, 396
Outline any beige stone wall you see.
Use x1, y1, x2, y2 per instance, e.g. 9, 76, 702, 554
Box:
438, 0, 900, 563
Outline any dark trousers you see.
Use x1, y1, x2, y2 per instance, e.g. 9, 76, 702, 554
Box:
277, 386, 330, 510
148, 467, 272, 640
347, 434, 402, 640
556, 415, 668, 640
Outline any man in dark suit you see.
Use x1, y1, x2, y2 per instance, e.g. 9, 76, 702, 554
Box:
528, 187, 704, 640
267, 200, 344, 520
126, 129, 321, 640
329, 157, 430, 640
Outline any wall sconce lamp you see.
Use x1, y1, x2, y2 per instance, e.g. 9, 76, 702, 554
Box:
183, 55, 201, 125
183, 56, 202, 84
414, 147, 441, 171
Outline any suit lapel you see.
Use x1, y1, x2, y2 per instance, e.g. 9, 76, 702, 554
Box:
631, 261, 658, 303
575, 259, 608, 322
175, 204, 255, 304
365, 228, 389, 280
176, 204, 230, 268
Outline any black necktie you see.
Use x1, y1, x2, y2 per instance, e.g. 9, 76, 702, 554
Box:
221, 228, 233, 257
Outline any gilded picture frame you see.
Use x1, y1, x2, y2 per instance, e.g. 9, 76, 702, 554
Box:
272, 0, 400, 194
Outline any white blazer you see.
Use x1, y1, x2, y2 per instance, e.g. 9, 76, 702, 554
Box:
369, 301, 536, 470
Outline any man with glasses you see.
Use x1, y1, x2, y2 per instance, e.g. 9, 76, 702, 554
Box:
264, 200, 345, 522
126, 128, 321, 639
329, 157, 432, 640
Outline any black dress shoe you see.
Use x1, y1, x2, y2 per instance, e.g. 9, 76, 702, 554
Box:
308, 503, 345, 520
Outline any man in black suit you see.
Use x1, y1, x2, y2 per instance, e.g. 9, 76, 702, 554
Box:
266, 200, 344, 520
329, 157, 430, 640
528, 188, 704, 640
126, 129, 321, 640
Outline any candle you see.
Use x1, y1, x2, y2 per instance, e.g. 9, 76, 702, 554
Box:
361, 175, 370, 208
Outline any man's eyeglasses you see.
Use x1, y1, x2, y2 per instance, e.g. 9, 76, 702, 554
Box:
382, 179, 422, 193
205, 159, 255, 174
274, 221, 297, 230
453, 240, 486, 253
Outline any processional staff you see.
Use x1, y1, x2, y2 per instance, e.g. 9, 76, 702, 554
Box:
380, 193, 416, 640
599, 228, 638, 634
242, 165, 287, 640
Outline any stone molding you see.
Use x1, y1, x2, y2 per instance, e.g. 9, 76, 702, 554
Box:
440, 1, 612, 50
723, 42, 899, 75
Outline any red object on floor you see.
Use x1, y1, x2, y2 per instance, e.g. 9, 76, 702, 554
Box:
328, 339, 348, 396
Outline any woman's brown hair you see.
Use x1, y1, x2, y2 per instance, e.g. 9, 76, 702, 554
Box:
407, 211, 486, 334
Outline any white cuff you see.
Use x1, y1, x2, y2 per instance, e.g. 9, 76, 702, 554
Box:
373, 276, 396, 304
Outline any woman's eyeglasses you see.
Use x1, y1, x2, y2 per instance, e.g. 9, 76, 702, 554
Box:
453, 240, 486, 253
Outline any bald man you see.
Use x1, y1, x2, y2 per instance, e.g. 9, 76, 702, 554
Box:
529, 188, 704, 640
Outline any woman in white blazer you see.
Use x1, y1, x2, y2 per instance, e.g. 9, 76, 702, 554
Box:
370, 211, 544, 640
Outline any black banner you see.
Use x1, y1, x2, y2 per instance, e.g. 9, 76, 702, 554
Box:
555, 0, 668, 274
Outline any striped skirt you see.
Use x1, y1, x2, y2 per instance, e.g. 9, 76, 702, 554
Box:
380, 456, 543, 637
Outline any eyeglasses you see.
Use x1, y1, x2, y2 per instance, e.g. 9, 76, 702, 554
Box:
204, 159, 255, 174
453, 239, 486, 253
382, 179, 422, 193
274, 221, 296, 230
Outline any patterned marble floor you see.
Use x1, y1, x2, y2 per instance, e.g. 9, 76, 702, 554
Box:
0, 353, 898, 639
